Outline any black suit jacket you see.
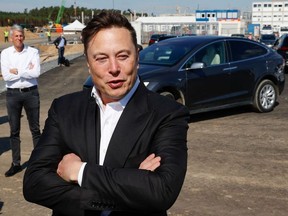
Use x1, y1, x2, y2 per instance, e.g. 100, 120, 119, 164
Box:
23, 83, 189, 216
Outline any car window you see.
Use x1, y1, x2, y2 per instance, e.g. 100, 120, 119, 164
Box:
274, 38, 280, 47
139, 43, 189, 65
261, 34, 276, 40
183, 41, 226, 68
228, 40, 267, 62
231, 34, 245, 38
151, 34, 162, 40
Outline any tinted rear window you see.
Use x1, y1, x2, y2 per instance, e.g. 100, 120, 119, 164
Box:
261, 35, 276, 40
228, 40, 267, 61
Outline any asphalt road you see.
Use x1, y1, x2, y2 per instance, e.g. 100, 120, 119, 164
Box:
0, 55, 287, 216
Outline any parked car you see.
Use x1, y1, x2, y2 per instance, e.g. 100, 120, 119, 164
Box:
273, 33, 288, 70
83, 36, 285, 114
231, 34, 245, 38
148, 34, 166, 45
157, 35, 179, 42
259, 34, 276, 47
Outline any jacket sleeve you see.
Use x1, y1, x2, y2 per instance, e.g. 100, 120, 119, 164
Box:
53, 37, 60, 46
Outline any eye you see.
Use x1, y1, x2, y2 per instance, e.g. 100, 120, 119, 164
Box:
95, 55, 108, 63
117, 54, 129, 61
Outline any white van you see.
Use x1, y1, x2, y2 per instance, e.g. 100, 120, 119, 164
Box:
260, 25, 273, 35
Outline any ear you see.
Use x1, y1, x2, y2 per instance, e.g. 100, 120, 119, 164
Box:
87, 63, 91, 74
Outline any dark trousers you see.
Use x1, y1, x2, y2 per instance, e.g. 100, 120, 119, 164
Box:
6, 88, 41, 165
58, 47, 65, 65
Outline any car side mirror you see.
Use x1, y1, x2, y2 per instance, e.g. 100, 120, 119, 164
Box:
187, 62, 205, 70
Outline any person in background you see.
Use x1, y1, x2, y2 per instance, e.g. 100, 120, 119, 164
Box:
247, 33, 253, 40
23, 11, 189, 216
4, 29, 9, 42
53, 33, 67, 66
46, 29, 51, 42
0, 24, 41, 177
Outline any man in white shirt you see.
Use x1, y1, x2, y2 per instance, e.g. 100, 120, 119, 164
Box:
1, 24, 41, 177
53, 33, 67, 66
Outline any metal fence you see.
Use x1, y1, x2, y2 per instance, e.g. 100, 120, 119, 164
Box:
139, 22, 243, 44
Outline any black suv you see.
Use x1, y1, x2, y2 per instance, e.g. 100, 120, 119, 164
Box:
148, 34, 166, 46
84, 36, 285, 114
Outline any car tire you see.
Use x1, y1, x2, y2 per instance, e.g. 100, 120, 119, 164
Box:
253, 79, 277, 113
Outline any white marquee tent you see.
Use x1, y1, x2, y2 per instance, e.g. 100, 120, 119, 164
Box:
63, 20, 86, 32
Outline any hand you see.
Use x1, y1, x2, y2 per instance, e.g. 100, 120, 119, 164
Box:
28, 62, 34, 70
10, 68, 18, 75
57, 153, 83, 183
139, 153, 161, 171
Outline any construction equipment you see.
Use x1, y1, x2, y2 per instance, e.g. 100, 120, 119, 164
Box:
55, 0, 66, 24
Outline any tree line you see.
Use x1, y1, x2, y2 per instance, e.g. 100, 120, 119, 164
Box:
0, 6, 147, 27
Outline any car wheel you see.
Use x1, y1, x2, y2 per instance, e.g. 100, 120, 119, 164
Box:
253, 79, 277, 112
160, 91, 175, 100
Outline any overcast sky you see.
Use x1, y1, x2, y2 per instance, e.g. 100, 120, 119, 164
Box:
0, 0, 254, 14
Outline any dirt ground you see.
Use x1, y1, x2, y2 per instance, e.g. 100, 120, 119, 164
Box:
35, 43, 84, 63
0, 54, 287, 216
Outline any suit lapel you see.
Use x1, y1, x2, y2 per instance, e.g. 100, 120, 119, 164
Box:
84, 95, 100, 164
104, 84, 153, 167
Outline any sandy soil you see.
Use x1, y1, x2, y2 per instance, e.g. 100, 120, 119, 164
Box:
35, 43, 84, 63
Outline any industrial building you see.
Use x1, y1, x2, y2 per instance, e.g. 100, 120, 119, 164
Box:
252, 0, 288, 33
133, 9, 245, 44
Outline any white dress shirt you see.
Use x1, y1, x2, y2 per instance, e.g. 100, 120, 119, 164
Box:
0, 45, 40, 88
77, 77, 140, 185
58, 37, 65, 48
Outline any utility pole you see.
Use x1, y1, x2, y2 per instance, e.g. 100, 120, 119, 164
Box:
74, 1, 77, 17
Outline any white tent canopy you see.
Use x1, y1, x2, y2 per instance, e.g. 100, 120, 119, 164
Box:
63, 20, 85, 32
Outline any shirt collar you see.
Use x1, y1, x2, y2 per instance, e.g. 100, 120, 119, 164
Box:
91, 76, 140, 110
12, 44, 27, 53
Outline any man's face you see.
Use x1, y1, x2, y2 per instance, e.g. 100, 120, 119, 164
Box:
86, 27, 138, 105
11, 30, 25, 51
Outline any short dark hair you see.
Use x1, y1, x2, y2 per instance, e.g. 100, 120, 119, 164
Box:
81, 10, 137, 55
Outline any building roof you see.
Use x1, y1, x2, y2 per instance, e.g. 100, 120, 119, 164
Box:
135, 16, 196, 24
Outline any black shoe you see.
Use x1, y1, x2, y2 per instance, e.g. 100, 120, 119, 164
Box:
5, 163, 22, 177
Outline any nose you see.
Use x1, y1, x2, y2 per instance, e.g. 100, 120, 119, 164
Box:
109, 58, 120, 76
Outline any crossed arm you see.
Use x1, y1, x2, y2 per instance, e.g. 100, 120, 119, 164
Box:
57, 153, 161, 183
1, 50, 40, 81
